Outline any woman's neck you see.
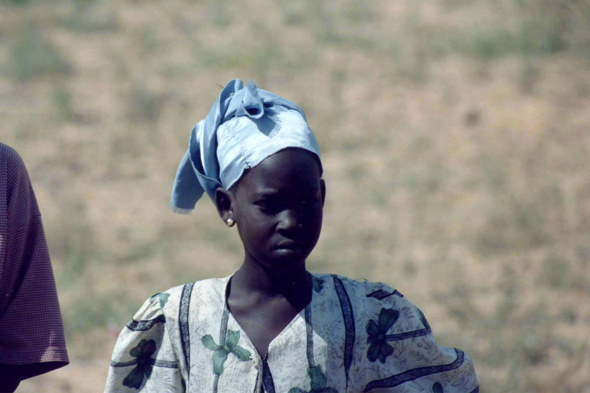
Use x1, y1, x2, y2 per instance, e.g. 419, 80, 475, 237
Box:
229, 260, 311, 306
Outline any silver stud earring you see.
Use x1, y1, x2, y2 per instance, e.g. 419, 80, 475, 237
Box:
226, 218, 235, 227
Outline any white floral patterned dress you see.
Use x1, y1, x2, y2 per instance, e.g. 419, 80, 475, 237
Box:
104, 274, 479, 393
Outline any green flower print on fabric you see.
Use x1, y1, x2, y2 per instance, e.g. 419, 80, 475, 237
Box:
288, 366, 338, 393
366, 308, 400, 364
201, 330, 251, 375
149, 292, 170, 308
123, 339, 157, 389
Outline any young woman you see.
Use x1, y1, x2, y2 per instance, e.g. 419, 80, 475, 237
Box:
104, 79, 478, 393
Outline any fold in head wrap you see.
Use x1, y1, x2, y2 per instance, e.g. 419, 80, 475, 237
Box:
170, 79, 321, 214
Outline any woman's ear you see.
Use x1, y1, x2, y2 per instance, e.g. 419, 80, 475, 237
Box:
320, 179, 326, 207
215, 187, 234, 226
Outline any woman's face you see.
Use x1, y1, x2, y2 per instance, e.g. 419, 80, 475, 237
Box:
230, 149, 325, 276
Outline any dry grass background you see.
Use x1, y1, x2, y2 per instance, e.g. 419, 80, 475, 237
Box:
1, 0, 590, 391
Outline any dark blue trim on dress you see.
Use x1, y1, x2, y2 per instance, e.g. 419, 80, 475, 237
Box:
126, 315, 166, 331
110, 358, 179, 369
363, 348, 465, 392
332, 275, 355, 389
366, 289, 404, 300
262, 357, 276, 393
304, 303, 315, 368
151, 359, 180, 369
111, 359, 137, 368
179, 283, 194, 378
367, 328, 432, 344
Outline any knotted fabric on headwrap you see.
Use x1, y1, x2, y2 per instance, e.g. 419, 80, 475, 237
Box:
170, 79, 321, 214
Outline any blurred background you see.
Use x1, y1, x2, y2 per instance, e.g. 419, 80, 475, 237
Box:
1, 0, 589, 391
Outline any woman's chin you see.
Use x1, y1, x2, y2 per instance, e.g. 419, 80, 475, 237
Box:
266, 250, 308, 274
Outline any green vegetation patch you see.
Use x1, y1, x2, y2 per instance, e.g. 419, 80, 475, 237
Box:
9, 25, 72, 82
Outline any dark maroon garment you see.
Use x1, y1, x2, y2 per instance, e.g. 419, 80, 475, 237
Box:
0, 143, 68, 378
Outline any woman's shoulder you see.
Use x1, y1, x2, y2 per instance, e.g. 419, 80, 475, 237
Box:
310, 274, 479, 390
0, 142, 21, 162
314, 273, 405, 300
313, 273, 401, 294
0, 143, 29, 181
130, 276, 229, 322
156, 276, 227, 298
313, 273, 430, 330
0, 143, 31, 194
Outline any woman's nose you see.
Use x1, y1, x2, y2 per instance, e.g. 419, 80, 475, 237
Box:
277, 209, 301, 233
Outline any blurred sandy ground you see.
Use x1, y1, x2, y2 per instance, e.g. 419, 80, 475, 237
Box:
1, 0, 589, 391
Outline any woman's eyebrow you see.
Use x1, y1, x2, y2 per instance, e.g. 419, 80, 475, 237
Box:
254, 185, 320, 198
253, 190, 280, 198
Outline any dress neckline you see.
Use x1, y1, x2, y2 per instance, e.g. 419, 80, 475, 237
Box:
221, 272, 316, 358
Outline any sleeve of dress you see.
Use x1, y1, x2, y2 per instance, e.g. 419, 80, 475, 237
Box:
105, 292, 184, 393
0, 145, 69, 378
352, 282, 479, 393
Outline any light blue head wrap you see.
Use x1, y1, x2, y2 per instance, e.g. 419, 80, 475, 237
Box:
170, 79, 321, 214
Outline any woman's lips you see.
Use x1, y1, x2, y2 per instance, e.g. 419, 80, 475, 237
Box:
274, 241, 304, 250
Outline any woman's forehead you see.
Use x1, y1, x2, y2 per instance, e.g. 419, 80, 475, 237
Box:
236, 149, 322, 194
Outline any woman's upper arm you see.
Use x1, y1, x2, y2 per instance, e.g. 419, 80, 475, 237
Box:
105, 292, 184, 392
354, 281, 479, 392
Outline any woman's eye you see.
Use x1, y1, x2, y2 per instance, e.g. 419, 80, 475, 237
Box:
300, 198, 317, 206
256, 196, 317, 212
256, 200, 279, 212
